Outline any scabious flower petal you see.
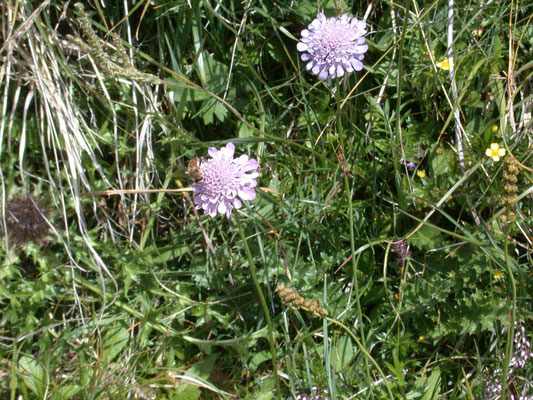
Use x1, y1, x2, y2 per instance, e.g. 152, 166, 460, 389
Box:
238, 187, 256, 200
296, 42, 308, 51
232, 198, 242, 209
297, 12, 368, 80
193, 142, 260, 218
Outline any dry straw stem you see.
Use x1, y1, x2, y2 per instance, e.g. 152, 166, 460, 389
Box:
2, 2, 115, 326
91, 187, 280, 196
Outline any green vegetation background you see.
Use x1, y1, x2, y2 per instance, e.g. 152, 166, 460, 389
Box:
0, 0, 531, 399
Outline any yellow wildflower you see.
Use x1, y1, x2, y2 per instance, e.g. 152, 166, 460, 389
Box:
485, 143, 506, 162
491, 125, 498, 133
417, 170, 426, 178
436, 58, 451, 70
419, 335, 425, 341
493, 270, 503, 280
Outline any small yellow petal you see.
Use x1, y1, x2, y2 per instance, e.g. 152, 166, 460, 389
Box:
490, 143, 499, 151
492, 125, 499, 133
485, 149, 493, 157
492, 155, 500, 162
436, 59, 451, 70
498, 148, 506, 156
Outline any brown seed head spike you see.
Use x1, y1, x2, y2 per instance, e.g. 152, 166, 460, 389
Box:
277, 284, 327, 318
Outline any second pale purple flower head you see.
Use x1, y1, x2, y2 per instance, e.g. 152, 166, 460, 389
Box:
193, 142, 259, 218
297, 13, 368, 80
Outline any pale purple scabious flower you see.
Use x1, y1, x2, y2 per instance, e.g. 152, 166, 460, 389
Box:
193, 142, 259, 218
297, 12, 368, 80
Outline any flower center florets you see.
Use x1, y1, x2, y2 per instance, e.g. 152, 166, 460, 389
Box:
201, 159, 237, 195
312, 22, 352, 62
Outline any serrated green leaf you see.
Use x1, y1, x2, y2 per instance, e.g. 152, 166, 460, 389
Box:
409, 225, 441, 251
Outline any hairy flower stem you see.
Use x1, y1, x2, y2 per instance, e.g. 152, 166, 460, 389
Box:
335, 83, 374, 397
394, 2, 410, 213
501, 233, 516, 398
235, 213, 281, 398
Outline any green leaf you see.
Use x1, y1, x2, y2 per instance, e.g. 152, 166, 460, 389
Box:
430, 150, 453, 176
421, 368, 441, 400
248, 350, 271, 372
18, 355, 47, 398
171, 384, 201, 400
101, 323, 130, 363
238, 121, 255, 138
51, 384, 82, 400
407, 367, 441, 400
409, 225, 442, 251
198, 98, 228, 125
331, 335, 354, 371
244, 389, 274, 400
150, 244, 189, 264
185, 358, 215, 380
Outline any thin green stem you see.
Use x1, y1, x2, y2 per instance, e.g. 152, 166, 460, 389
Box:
335, 79, 374, 398
393, 1, 410, 212
235, 213, 281, 398
500, 230, 516, 398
